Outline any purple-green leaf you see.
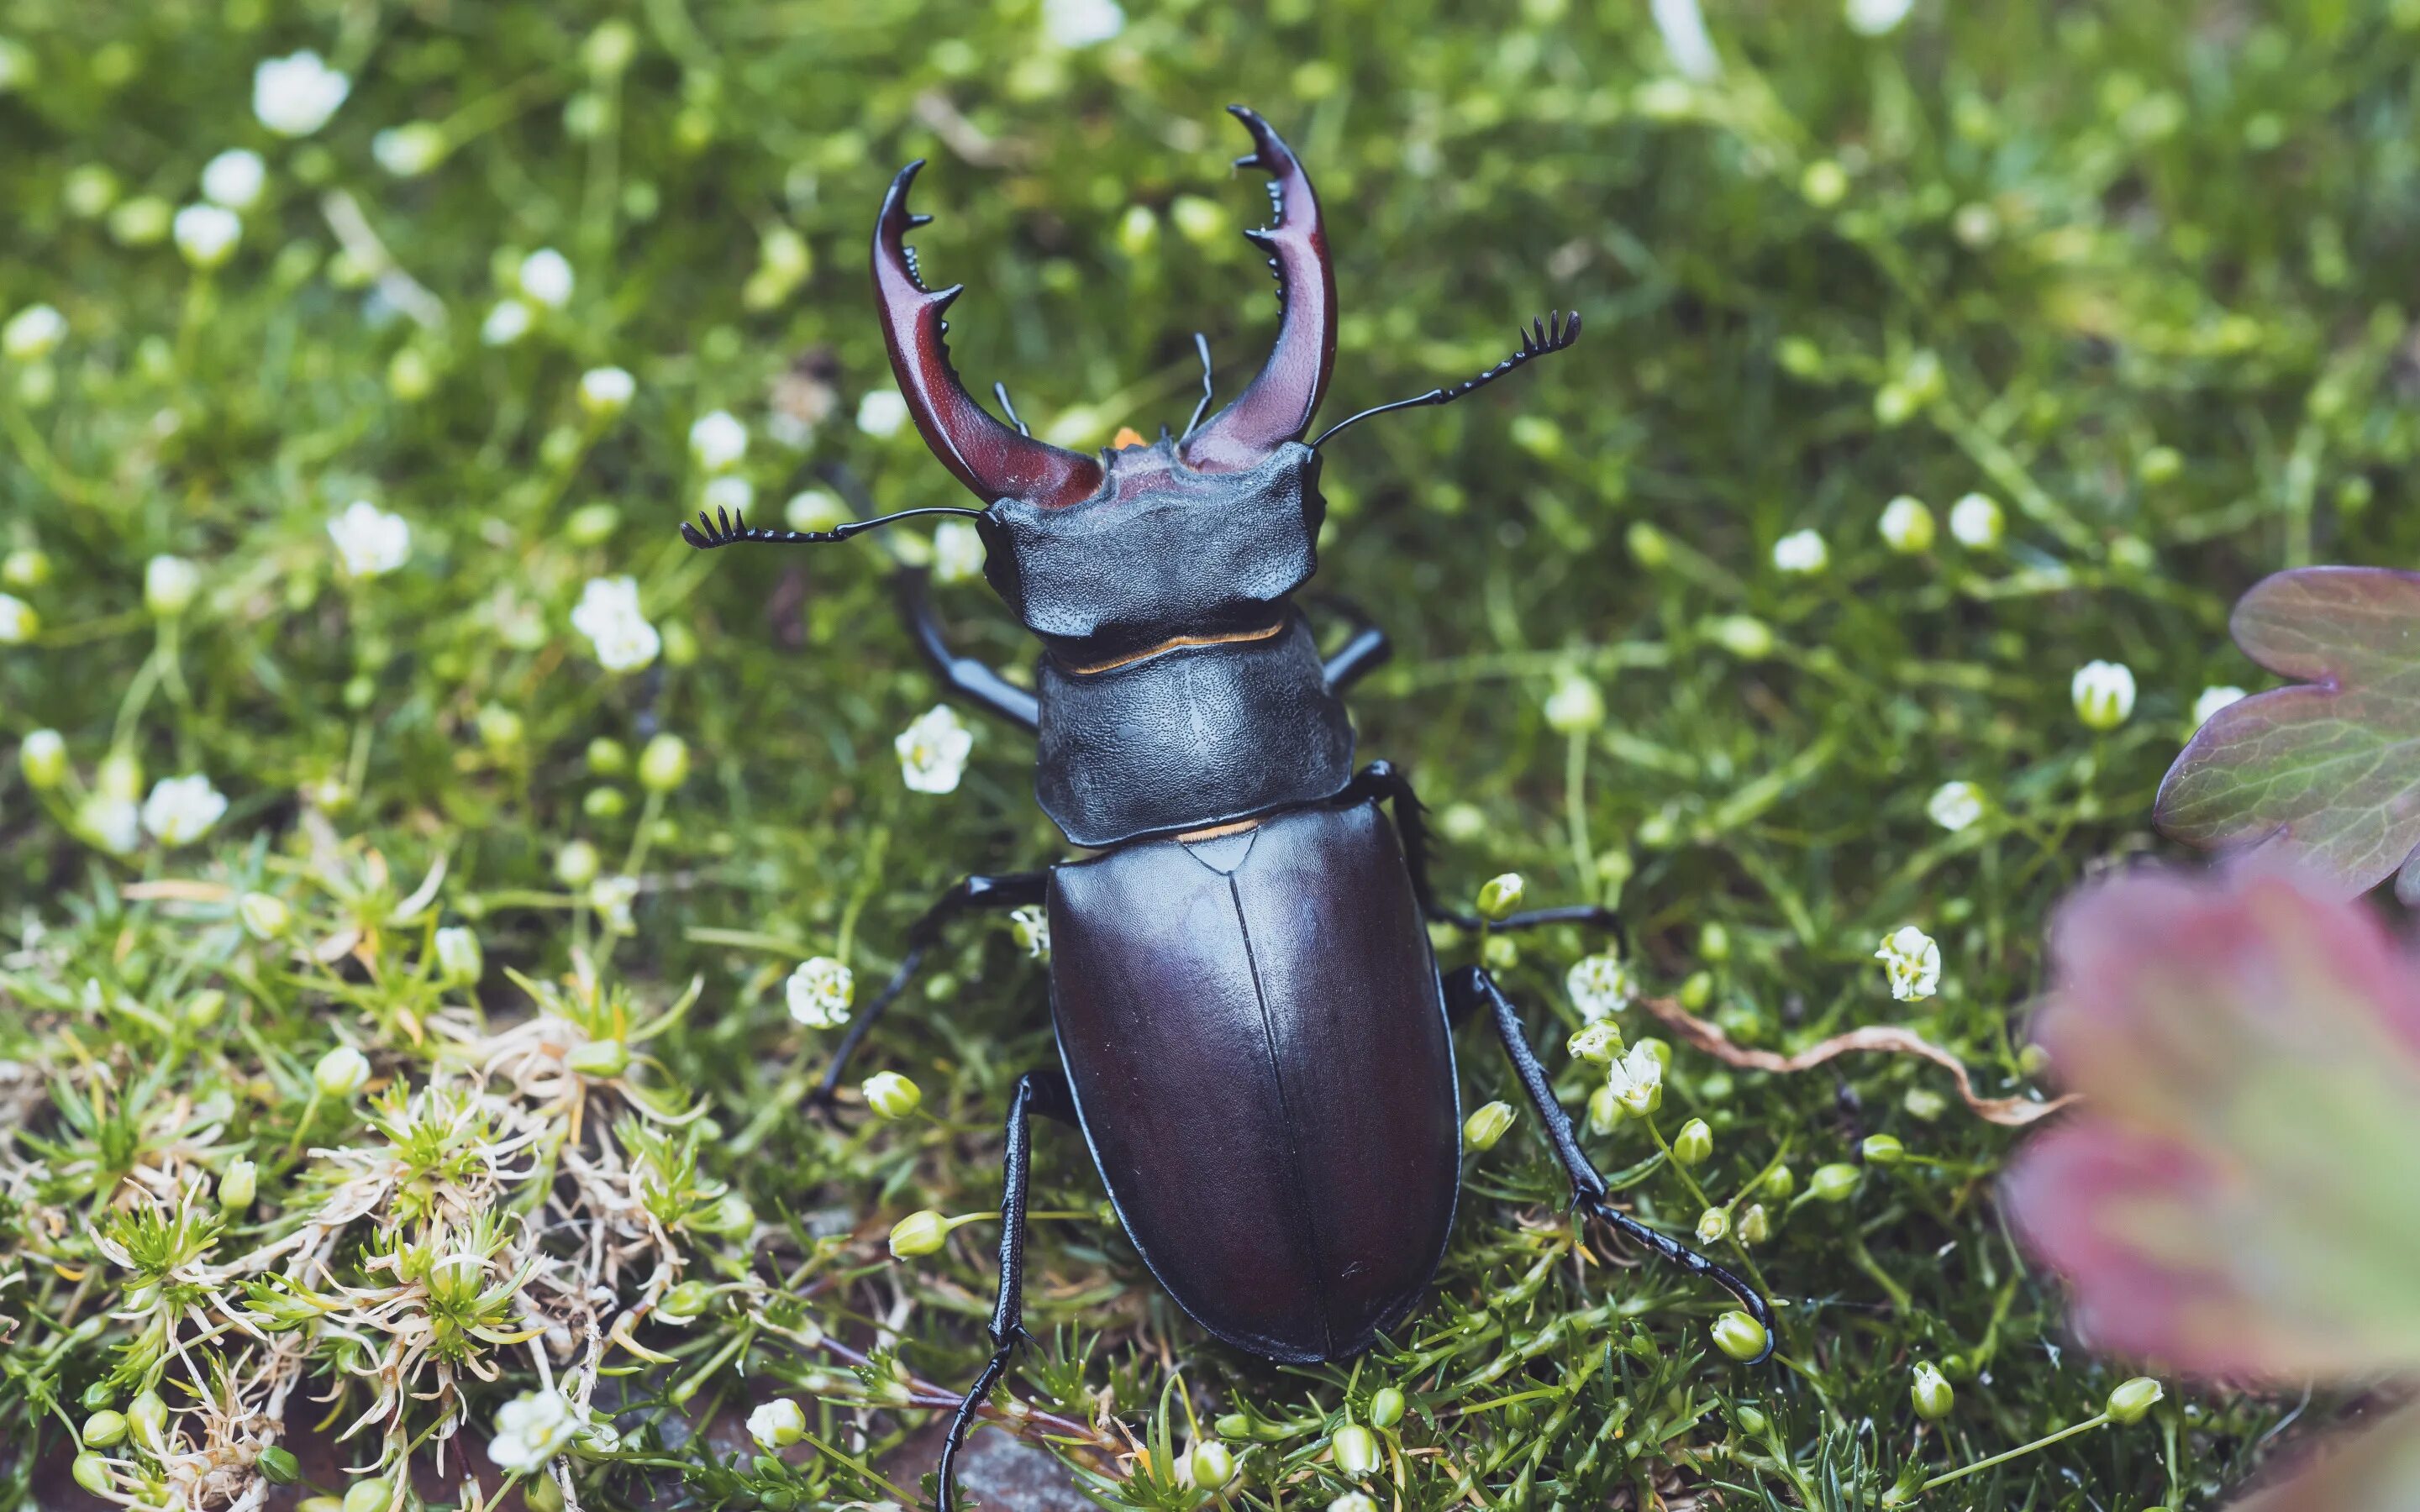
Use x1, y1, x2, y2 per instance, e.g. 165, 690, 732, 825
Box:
2156, 566, 2420, 899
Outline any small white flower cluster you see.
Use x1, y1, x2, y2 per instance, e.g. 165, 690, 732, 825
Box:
488, 1388, 583, 1472
896, 704, 973, 794
0, 591, 35, 644
855, 389, 910, 438
1845, 0, 1914, 36
571, 576, 660, 673
932, 520, 986, 585
482, 249, 576, 347
1565, 952, 1634, 1021
1041, 0, 1125, 49
143, 774, 229, 847
1568, 1017, 1663, 1132
690, 410, 749, 472
3, 302, 66, 362
173, 203, 242, 269
328, 501, 411, 578
200, 149, 266, 211
2071, 659, 2135, 731
2192, 684, 2245, 728
786, 957, 854, 1029
747, 1398, 807, 1450
1925, 780, 1985, 834
254, 50, 350, 137
579, 365, 635, 417
1874, 924, 1940, 1002
1772, 528, 1828, 575
1010, 903, 1051, 961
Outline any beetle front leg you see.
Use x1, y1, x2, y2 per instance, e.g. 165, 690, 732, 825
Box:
1446, 964, 1778, 1363
937, 1068, 1076, 1512
896, 567, 1040, 732
813, 870, 1050, 1112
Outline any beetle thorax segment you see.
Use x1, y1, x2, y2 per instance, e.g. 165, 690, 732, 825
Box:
979, 438, 1325, 657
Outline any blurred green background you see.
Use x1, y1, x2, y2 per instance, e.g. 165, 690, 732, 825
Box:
8, 0, 2420, 1507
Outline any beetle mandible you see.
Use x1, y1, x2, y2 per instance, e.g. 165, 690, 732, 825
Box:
685, 105, 1776, 1506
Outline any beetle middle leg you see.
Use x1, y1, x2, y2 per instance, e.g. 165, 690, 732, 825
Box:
937, 1067, 1076, 1512
1445, 964, 1777, 1362
811, 870, 1049, 1110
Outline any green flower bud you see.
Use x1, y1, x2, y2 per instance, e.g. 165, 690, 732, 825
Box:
239, 891, 291, 939
658, 1279, 713, 1323
862, 1070, 923, 1119
1586, 1082, 1624, 1134
82, 1409, 128, 1446
1737, 1203, 1770, 1245
313, 1044, 371, 1097
1543, 673, 1605, 734
1861, 1133, 1906, 1164
1567, 1021, 1623, 1065
128, 1387, 167, 1443
477, 704, 525, 751
342, 1476, 397, 1512
1368, 1385, 1406, 1429
555, 839, 601, 888
586, 737, 631, 775
1215, 1413, 1254, 1442
569, 1037, 629, 1077
1808, 1163, 1861, 1202
1736, 1404, 1770, 1436
1711, 1310, 1769, 1362
259, 1446, 302, 1483
185, 989, 226, 1027
1672, 1117, 1713, 1166
639, 733, 691, 793
73, 1452, 114, 1496
219, 1157, 257, 1214
1910, 1362, 1954, 1420
81, 1381, 116, 1410
1476, 873, 1525, 921
145, 554, 200, 617
1695, 1206, 1728, 1243
1188, 1440, 1235, 1490
583, 785, 627, 820
1877, 496, 1935, 554
1627, 522, 1673, 569
97, 748, 145, 802
2105, 1377, 2164, 1425
1461, 1100, 1515, 1152
1761, 1164, 1797, 1200
1331, 1422, 1380, 1478
19, 729, 66, 790
889, 1209, 951, 1258
700, 1192, 754, 1235
523, 1480, 565, 1512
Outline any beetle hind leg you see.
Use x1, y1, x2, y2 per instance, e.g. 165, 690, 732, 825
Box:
937, 1068, 1076, 1512
1447, 964, 1779, 1364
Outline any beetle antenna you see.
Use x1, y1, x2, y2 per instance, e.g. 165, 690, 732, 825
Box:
1307, 310, 1581, 449
993, 381, 1029, 437
1181, 332, 1216, 438
679, 504, 986, 550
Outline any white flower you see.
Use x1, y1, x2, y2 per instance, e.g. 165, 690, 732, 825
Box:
689, 409, 748, 472
1925, 780, 1986, 833
1606, 1041, 1664, 1116
1772, 528, 1828, 574
0, 591, 36, 643
313, 1044, 371, 1096
481, 299, 533, 346
932, 519, 986, 584
855, 389, 910, 438
1041, 0, 1124, 48
1649, 0, 1722, 81
1845, 0, 1914, 35
1010, 904, 1051, 960
1543, 673, 1606, 733
1878, 495, 1936, 554
371, 122, 448, 177
747, 1398, 807, 1450
200, 149, 266, 210
896, 704, 973, 795
786, 958, 854, 1029
3, 303, 66, 362
252, 50, 350, 137
2071, 659, 2136, 731
488, 1389, 582, 1472
1566, 952, 1634, 1021
579, 366, 634, 416
80, 796, 140, 855
328, 501, 411, 577
1947, 492, 2002, 549
1875, 925, 1941, 1001
172, 204, 242, 268
141, 774, 228, 846
519, 248, 575, 308
145, 554, 200, 617
2192, 685, 2247, 727
571, 576, 661, 673
435, 925, 485, 984
702, 475, 755, 516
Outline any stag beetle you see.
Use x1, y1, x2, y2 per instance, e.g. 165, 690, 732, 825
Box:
685, 106, 1776, 1505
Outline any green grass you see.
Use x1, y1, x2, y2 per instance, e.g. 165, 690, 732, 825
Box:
8, 1, 2420, 1508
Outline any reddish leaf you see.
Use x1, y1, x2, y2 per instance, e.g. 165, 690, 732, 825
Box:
2157, 567, 2420, 899
2003, 864, 2420, 1380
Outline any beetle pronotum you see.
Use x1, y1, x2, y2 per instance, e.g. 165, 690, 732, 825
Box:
686, 105, 1776, 1509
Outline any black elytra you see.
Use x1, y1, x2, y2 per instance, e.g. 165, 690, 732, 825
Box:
681, 104, 1774, 1509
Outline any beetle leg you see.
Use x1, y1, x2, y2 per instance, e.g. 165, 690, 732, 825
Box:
1344, 761, 1629, 949
938, 1068, 1075, 1512
1316, 601, 1392, 692
894, 567, 1041, 732
811, 871, 1050, 1113
1448, 964, 1780, 1364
